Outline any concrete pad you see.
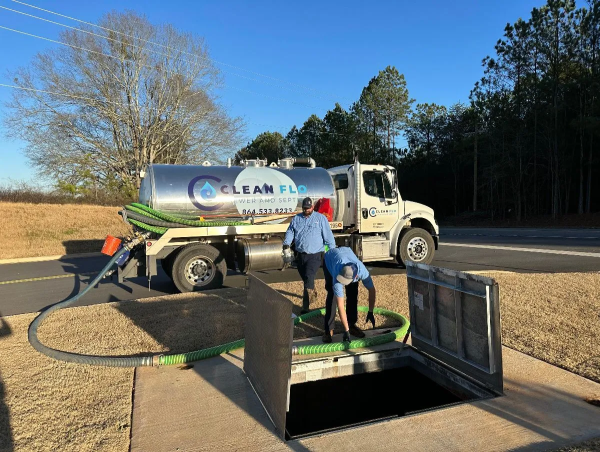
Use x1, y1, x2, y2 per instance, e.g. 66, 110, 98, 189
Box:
131, 344, 600, 452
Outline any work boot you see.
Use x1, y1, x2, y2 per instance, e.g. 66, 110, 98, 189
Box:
322, 331, 333, 343
348, 324, 366, 338
301, 288, 310, 313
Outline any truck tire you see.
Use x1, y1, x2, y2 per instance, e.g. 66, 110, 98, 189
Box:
171, 243, 227, 292
161, 251, 177, 280
399, 228, 435, 266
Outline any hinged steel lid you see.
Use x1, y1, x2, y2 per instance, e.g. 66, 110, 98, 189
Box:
244, 274, 294, 438
406, 262, 503, 394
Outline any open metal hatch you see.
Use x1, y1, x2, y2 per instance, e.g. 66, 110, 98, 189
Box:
405, 262, 503, 394
243, 274, 294, 439
243, 268, 503, 440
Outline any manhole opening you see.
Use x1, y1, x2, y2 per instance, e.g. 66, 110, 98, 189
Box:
285, 348, 498, 440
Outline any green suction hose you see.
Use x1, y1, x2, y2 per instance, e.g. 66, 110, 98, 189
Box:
292, 306, 409, 356
158, 307, 410, 366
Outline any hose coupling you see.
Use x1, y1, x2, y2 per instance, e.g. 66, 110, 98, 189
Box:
124, 232, 151, 251
152, 354, 163, 367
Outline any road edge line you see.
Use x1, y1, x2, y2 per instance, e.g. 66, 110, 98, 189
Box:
442, 242, 600, 258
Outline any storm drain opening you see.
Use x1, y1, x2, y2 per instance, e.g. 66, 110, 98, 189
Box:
285, 347, 498, 440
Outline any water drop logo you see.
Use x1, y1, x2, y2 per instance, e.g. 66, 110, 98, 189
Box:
200, 181, 217, 200
188, 175, 224, 211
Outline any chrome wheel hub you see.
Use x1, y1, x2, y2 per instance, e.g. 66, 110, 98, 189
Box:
185, 257, 215, 286
407, 237, 428, 261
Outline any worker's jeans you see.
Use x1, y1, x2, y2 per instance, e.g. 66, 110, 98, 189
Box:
297, 252, 323, 310
323, 263, 358, 333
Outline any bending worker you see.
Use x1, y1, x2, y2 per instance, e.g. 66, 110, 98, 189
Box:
322, 246, 376, 343
283, 197, 336, 314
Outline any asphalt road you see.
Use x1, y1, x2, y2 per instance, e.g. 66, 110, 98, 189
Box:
0, 227, 598, 316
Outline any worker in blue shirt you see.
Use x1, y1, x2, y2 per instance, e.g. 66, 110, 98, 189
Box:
322, 247, 377, 343
283, 197, 336, 314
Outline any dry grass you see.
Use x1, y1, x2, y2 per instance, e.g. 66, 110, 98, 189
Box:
0, 202, 131, 259
0, 272, 598, 451
0, 289, 251, 452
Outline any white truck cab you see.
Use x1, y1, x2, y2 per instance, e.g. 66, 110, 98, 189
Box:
328, 161, 438, 264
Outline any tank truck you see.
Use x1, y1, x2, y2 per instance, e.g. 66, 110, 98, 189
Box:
115, 157, 439, 292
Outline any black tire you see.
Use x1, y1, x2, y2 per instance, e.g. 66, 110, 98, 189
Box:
161, 251, 177, 280
171, 243, 227, 292
399, 227, 435, 266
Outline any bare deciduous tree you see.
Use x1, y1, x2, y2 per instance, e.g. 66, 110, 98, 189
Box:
4, 11, 244, 196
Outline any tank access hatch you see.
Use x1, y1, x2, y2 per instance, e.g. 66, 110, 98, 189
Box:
243, 266, 503, 440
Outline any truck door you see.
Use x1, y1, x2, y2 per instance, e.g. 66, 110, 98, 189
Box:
358, 166, 400, 233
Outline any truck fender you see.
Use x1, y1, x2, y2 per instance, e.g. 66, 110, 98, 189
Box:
391, 214, 439, 258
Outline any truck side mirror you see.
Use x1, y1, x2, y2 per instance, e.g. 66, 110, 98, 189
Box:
386, 189, 398, 206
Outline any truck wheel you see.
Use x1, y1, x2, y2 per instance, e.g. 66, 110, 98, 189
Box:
161, 251, 177, 280
399, 228, 435, 266
171, 243, 227, 292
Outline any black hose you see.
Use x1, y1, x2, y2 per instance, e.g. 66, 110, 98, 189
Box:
28, 247, 155, 367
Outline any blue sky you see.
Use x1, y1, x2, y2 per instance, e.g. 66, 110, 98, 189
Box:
0, 0, 543, 185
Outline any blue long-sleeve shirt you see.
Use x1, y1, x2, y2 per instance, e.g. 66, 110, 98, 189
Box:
283, 211, 336, 254
324, 247, 374, 297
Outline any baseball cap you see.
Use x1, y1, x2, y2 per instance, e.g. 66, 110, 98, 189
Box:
302, 197, 313, 209
337, 264, 358, 285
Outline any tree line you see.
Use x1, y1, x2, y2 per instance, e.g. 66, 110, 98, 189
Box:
237, 0, 600, 219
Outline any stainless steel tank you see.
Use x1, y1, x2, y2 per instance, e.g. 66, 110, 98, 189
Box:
139, 164, 337, 221
236, 237, 285, 273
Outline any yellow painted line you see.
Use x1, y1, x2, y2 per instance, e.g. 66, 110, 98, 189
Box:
0, 272, 96, 285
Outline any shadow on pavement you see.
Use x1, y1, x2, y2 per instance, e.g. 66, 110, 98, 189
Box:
476, 378, 600, 451
0, 312, 14, 452
62, 239, 105, 255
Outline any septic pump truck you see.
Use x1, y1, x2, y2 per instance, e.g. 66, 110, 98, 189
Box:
115, 157, 439, 292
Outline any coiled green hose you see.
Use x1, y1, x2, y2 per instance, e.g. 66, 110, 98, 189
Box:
129, 203, 248, 227
122, 203, 249, 235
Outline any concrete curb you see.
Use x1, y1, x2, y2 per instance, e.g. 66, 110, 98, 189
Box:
0, 252, 105, 265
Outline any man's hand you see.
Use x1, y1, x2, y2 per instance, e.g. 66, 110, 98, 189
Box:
342, 330, 351, 343
365, 311, 376, 329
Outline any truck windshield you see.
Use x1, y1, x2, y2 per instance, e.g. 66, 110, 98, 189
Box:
363, 171, 392, 199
